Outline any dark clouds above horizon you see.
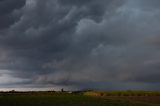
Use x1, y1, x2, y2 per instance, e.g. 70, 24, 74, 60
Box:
0, 0, 160, 90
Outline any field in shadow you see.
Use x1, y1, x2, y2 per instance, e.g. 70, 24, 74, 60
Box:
0, 90, 159, 106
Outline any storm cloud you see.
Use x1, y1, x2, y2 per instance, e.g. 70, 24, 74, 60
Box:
0, 0, 160, 90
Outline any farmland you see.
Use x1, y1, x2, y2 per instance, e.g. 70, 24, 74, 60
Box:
0, 91, 160, 106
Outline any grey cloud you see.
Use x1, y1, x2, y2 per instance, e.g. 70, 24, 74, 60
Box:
0, 0, 25, 29
132, 0, 160, 10
0, 0, 160, 90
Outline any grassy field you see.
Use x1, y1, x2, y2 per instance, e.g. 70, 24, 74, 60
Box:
0, 91, 159, 106
84, 90, 160, 106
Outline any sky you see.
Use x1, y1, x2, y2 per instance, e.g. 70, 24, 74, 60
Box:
0, 0, 160, 91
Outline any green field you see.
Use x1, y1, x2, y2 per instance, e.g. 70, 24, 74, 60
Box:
0, 91, 160, 106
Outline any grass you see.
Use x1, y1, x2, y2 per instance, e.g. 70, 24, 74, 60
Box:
0, 91, 159, 106
84, 90, 160, 96
84, 90, 160, 105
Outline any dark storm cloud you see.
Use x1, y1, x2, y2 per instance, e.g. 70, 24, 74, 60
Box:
0, 0, 160, 90
0, 0, 25, 29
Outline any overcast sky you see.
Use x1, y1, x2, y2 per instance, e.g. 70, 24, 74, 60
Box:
0, 0, 160, 91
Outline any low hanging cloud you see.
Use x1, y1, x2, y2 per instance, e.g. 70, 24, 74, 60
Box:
0, 0, 160, 90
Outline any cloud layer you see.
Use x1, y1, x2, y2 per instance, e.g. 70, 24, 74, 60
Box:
0, 0, 160, 90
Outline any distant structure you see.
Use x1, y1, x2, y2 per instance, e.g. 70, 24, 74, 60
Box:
61, 88, 64, 92
9, 90, 15, 93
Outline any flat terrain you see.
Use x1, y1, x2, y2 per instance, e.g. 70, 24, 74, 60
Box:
0, 91, 159, 106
